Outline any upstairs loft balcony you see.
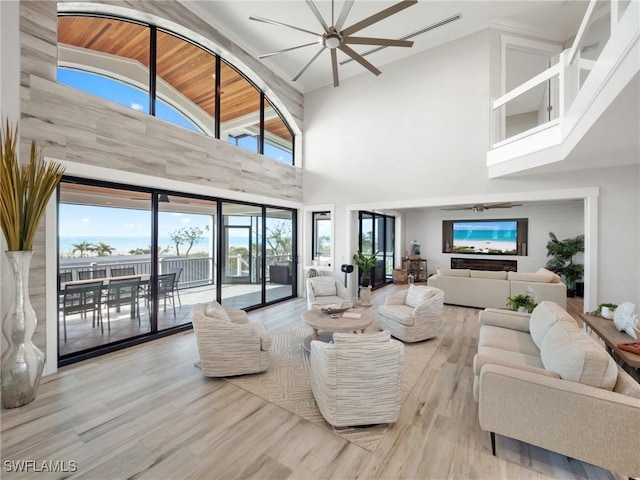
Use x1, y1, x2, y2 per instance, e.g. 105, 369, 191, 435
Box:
487, 0, 639, 178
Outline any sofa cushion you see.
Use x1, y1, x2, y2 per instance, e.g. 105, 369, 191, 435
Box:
312, 277, 337, 296
540, 318, 618, 390
478, 325, 541, 357
437, 268, 470, 277
470, 270, 508, 280
474, 346, 545, 375
204, 301, 231, 322
405, 285, 434, 308
529, 301, 573, 349
508, 271, 554, 283
378, 304, 415, 326
333, 330, 391, 345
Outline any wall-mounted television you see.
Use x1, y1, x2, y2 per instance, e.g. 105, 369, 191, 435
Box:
443, 219, 528, 256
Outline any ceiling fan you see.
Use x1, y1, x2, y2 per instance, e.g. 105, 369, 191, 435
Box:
250, 0, 418, 87
441, 202, 523, 213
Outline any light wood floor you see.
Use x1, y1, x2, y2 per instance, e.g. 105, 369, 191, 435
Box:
2, 286, 621, 480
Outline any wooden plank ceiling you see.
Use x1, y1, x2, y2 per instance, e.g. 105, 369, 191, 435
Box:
57, 16, 291, 141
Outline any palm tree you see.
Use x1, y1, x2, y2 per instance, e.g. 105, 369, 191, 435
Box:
71, 240, 92, 257
94, 242, 115, 256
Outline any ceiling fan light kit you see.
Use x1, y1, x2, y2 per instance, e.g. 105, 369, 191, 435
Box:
250, 0, 418, 87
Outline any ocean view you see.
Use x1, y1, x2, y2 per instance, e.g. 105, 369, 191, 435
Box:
59, 235, 246, 254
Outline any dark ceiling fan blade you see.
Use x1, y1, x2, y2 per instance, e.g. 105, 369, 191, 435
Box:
341, 0, 417, 37
344, 36, 414, 48
487, 204, 523, 209
335, 0, 355, 30
249, 15, 321, 37
330, 48, 339, 87
305, 0, 330, 33
258, 42, 319, 59
339, 43, 381, 76
440, 206, 473, 211
292, 47, 325, 81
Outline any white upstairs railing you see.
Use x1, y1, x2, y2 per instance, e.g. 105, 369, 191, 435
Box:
489, 0, 638, 150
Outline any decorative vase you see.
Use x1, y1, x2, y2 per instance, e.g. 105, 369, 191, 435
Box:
359, 285, 372, 307
1, 251, 45, 409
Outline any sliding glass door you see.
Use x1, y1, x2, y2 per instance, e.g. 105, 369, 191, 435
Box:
358, 211, 395, 289
58, 179, 296, 365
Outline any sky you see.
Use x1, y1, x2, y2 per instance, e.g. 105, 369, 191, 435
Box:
59, 204, 211, 238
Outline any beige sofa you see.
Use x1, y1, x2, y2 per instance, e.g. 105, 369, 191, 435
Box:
427, 267, 566, 309
474, 301, 640, 477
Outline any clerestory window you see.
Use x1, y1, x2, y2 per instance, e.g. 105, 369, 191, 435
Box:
56, 14, 294, 165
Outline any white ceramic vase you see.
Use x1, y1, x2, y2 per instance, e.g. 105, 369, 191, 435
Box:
1, 251, 45, 408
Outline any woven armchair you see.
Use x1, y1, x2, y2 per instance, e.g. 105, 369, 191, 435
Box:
310, 330, 404, 427
306, 276, 353, 310
191, 301, 270, 377
377, 285, 445, 342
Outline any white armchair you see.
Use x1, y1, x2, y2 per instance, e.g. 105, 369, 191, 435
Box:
310, 330, 404, 427
377, 285, 445, 342
191, 301, 270, 377
306, 276, 353, 310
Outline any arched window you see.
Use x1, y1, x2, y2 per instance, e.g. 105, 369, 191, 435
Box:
57, 14, 294, 164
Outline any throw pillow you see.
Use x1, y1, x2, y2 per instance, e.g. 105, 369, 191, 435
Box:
204, 301, 231, 322
540, 317, 617, 390
529, 301, 569, 348
537, 267, 562, 283
405, 285, 434, 308
312, 276, 337, 296
333, 330, 391, 345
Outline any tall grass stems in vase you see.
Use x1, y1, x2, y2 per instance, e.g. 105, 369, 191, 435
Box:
0, 119, 65, 408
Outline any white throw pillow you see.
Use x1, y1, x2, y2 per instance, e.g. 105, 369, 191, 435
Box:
312, 276, 337, 296
405, 285, 434, 308
204, 301, 231, 322
540, 317, 617, 390
529, 301, 569, 349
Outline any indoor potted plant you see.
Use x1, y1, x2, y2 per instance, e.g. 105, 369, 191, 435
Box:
506, 293, 537, 313
0, 119, 65, 408
353, 250, 377, 307
545, 232, 584, 297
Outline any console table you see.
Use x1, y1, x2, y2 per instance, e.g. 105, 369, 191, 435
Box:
578, 312, 640, 381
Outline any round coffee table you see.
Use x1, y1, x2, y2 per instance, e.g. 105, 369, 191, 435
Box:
302, 308, 373, 352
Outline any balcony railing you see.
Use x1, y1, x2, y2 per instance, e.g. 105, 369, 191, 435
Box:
490, 0, 635, 148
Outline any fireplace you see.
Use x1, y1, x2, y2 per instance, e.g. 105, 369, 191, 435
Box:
451, 257, 517, 272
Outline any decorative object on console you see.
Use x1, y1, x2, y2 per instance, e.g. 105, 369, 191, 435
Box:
410, 240, 420, 257
613, 302, 639, 340
0, 120, 65, 408
402, 257, 427, 282
589, 302, 618, 319
545, 232, 584, 297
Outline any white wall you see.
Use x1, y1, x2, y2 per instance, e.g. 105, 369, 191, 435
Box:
302, 28, 640, 309
404, 201, 584, 277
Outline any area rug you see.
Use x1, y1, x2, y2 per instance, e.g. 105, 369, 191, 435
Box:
226, 325, 437, 452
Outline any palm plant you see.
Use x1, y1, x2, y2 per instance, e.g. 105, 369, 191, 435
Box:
72, 241, 93, 257
545, 232, 584, 295
353, 250, 378, 287
0, 120, 65, 251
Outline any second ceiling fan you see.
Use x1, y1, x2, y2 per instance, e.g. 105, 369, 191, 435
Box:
250, 0, 417, 87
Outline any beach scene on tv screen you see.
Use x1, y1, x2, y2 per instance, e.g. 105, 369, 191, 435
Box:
453, 220, 517, 254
